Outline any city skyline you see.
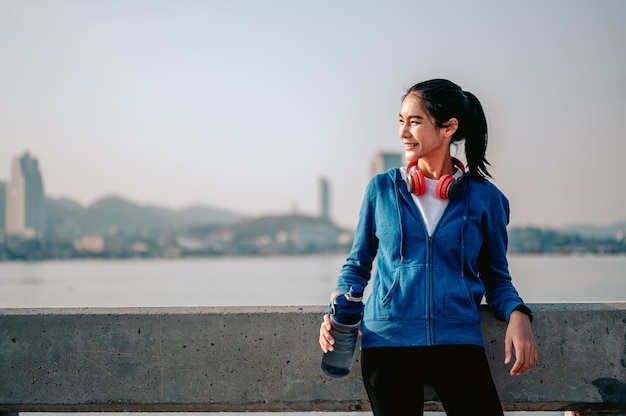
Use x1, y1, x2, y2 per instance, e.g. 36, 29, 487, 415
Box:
0, 149, 394, 223
1, 1, 625, 229
2, 149, 625, 234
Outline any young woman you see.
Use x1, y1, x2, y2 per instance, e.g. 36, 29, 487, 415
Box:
319, 79, 537, 415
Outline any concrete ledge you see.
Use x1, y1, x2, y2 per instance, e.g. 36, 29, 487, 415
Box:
1, 303, 625, 413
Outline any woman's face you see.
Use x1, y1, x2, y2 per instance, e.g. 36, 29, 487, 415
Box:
398, 94, 451, 163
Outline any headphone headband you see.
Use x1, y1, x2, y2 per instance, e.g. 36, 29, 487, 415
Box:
407, 157, 465, 175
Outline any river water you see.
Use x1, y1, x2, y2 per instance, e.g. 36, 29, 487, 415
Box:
3, 253, 625, 415
2, 254, 625, 307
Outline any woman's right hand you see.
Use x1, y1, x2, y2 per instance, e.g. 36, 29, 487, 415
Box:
319, 314, 335, 353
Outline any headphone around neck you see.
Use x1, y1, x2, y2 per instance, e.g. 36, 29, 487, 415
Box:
406, 157, 465, 200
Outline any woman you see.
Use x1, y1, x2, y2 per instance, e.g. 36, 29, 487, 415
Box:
319, 78, 537, 415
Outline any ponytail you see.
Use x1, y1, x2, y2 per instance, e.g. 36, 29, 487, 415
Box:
462, 91, 490, 181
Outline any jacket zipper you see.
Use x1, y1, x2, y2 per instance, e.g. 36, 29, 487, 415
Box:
424, 199, 456, 346
426, 235, 433, 345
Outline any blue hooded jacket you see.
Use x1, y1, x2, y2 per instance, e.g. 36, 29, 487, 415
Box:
335, 167, 528, 349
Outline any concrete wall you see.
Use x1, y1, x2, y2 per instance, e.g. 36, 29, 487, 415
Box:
0, 303, 625, 414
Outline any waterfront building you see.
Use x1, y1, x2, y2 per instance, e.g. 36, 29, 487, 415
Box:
6, 152, 45, 238
319, 177, 330, 221
370, 150, 404, 176
0, 181, 6, 235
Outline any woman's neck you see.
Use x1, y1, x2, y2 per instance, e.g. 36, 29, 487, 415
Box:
418, 157, 455, 180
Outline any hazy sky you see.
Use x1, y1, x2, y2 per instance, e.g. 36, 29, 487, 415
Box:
1, 0, 625, 229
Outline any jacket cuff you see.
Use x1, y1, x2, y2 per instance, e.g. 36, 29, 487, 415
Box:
512, 304, 533, 322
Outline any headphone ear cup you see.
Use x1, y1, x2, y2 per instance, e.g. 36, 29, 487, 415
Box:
436, 175, 456, 199
408, 169, 426, 195
447, 180, 462, 200
436, 175, 463, 200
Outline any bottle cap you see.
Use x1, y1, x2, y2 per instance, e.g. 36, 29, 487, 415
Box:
328, 285, 364, 324
346, 284, 364, 302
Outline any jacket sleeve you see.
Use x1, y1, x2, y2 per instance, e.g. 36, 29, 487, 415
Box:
479, 190, 530, 322
335, 178, 379, 293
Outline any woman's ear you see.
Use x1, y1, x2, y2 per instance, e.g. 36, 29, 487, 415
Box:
442, 118, 459, 137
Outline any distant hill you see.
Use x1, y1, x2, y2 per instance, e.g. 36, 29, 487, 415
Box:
555, 221, 626, 239
38, 193, 626, 243
228, 213, 346, 238
507, 222, 625, 240
45, 195, 246, 238
183, 213, 351, 255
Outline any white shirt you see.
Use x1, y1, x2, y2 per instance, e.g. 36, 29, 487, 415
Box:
400, 165, 464, 236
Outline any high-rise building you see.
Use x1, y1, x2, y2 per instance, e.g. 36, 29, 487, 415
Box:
370, 150, 404, 176
0, 181, 6, 235
319, 177, 330, 221
6, 152, 45, 238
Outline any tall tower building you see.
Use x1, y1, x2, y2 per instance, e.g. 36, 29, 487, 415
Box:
319, 177, 330, 221
6, 152, 45, 238
370, 150, 404, 176
0, 181, 6, 235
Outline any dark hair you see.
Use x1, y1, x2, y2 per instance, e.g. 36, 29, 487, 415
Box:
403, 79, 490, 181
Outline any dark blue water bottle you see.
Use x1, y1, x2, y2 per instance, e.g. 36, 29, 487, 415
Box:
321, 284, 364, 377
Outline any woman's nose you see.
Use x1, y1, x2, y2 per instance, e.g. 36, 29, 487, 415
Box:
399, 124, 410, 138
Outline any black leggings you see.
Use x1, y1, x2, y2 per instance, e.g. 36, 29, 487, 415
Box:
361, 345, 504, 416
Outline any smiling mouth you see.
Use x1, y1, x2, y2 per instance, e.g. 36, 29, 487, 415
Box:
404, 143, 418, 150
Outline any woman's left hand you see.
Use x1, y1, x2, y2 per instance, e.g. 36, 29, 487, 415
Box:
504, 310, 538, 375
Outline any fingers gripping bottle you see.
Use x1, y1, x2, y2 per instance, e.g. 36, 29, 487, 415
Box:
321, 284, 364, 377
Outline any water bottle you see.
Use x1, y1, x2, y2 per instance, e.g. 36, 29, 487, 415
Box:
321, 284, 364, 377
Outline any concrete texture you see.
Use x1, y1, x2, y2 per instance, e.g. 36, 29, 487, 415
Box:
0, 303, 625, 413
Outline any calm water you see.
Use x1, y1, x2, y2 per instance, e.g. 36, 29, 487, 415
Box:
3, 254, 624, 416
0, 254, 347, 307
0, 254, 624, 307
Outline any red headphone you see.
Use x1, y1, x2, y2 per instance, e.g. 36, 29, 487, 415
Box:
406, 157, 465, 200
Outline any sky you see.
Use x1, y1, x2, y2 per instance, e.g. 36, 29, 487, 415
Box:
1, 0, 625, 229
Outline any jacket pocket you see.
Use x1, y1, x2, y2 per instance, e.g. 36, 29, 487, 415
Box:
433, 267, 478, 322
368, 264, 427, 320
